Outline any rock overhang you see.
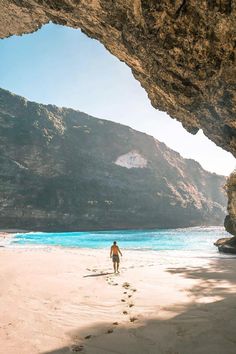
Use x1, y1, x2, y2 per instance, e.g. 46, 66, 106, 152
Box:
0, 0, 236, 241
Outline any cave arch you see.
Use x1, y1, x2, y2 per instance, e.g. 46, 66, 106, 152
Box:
0, 0, 235, 239
1, 1, 235, 156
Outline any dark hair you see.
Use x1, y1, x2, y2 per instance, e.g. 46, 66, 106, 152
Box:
113, 241, 117, 245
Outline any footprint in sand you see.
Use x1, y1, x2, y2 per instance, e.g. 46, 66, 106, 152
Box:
120, 283, 139, 324
107, 329, 113, 334
108, 281, 118, 286
84, 335, 92, 340
106, 276, 118, 286
122, 282, 130, 289
130, 316, 138, 323
113, 322, 119, 325
71, 344, 84, 352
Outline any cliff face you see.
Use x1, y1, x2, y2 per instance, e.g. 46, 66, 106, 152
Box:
213, 171, 236, 252
224, 172, 236, 235
0, 88, 226, 231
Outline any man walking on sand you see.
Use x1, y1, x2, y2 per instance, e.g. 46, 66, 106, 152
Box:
110, 241, 122, 274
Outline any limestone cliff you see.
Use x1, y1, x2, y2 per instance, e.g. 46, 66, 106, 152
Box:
0, 88, 226, 231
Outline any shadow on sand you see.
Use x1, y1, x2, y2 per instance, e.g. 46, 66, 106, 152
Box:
83, 272, 114, 278
42, 256, 236, 354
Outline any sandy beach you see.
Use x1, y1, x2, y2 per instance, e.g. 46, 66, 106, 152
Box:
0, 245, 236, 354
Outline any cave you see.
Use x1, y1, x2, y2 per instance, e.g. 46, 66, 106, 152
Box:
0, 0, 236, 248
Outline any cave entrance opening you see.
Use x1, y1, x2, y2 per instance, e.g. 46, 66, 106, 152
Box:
0, 23, 234, 176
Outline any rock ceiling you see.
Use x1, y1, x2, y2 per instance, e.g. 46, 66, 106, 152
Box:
0, 0, 236, 239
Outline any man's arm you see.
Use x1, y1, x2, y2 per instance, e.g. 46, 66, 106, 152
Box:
110, 247, 113, 258
118, 247, 122, 256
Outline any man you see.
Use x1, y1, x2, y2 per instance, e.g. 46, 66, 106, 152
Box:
110, 241, 122, 274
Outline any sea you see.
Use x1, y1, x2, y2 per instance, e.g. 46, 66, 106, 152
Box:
5, 226, 233, 257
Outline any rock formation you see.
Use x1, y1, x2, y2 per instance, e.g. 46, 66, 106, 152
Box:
214, 235, 236, 254
0, 1, 235, 240
214, 171, 236, 253
0, 88, 227, 231
0, 1, 235, 154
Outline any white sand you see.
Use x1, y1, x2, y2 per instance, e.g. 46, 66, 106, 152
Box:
0, 246, 236, 354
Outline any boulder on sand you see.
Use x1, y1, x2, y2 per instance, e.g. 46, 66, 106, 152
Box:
214, 236, 236, 254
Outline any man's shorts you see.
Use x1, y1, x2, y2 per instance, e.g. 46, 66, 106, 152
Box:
112, 255, 120, 263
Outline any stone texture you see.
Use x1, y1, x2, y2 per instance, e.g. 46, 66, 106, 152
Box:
0, 1, 235, 237
214, 235, 236, 253
218, 171, 236, 252
0, 1, 235, 155
0, 88, 227, 231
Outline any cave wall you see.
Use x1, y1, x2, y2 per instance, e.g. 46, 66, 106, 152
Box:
0, 0, 235, 233
224, 171, 236, 235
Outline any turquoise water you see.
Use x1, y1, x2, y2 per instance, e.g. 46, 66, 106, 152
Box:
11, 227, 230, 253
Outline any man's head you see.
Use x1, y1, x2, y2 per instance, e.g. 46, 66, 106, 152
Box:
113, 241, 117, 245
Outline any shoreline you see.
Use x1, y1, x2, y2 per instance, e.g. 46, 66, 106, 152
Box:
0, 229, 30, 234
0, 225, 226, 234
1, 226, 231, 259
0, 247, 236, 353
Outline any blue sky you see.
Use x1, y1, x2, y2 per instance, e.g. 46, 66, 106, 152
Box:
0, 23, 235, 175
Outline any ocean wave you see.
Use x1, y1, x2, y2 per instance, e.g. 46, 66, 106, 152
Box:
7, 226, 231, 254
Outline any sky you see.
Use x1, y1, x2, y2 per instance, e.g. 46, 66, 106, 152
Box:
0, 23, 235, 176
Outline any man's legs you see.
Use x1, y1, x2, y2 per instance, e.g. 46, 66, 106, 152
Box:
113, 261, 117, 273
117, 261, 120, 273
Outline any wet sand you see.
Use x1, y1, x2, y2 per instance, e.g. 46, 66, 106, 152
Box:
0, 247, 236, 354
